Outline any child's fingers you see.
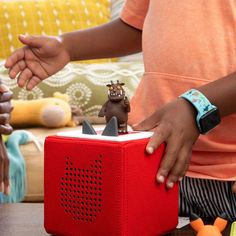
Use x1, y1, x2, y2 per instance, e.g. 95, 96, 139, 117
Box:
145, 123, 168, 154
0, 101, 13, 114
4, 49, 25, 69
26, 75, 42, 90
0, 91, 13, 103
0, 124, 13, 135
166, 146, 192, 187
17, 68, 33, 88
8, 60, 26, 79
156, 136, 183, 186
0, 114, 10, 126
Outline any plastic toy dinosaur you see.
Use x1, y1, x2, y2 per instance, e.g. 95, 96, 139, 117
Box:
190, 212, 228, 236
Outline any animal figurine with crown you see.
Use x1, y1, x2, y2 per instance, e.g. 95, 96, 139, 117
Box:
98, 80, 130, 133
190, 212, 228, 236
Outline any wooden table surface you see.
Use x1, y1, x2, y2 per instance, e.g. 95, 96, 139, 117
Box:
0, 203, 231, 236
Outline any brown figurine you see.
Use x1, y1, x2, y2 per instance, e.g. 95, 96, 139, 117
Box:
98, 80, 130, 133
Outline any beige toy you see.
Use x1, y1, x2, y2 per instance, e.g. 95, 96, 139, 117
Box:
10, 92, 77, 128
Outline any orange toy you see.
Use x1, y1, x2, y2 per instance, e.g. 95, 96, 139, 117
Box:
190, 213, 228, 236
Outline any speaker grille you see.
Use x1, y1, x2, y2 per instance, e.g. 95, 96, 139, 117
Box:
60, 154, 103, 222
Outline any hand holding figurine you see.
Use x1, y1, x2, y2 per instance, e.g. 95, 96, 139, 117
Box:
5, 35, 70, 90
133, 98, 200, 188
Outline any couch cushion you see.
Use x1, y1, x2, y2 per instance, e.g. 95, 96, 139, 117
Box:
0, 61, 144, 118
0, 0, 113, 63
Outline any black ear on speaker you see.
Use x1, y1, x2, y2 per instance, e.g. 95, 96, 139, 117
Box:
82, 120, 97, 135
82, 117, 118, 137
101, 116, 118, 137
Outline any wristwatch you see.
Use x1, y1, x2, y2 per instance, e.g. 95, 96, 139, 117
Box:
179, 89, 221, 134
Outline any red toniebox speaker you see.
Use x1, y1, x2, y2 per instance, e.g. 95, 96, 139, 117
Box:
44, 129, 178, 236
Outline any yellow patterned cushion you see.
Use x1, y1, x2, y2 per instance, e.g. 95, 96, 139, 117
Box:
0, 0, 114, 63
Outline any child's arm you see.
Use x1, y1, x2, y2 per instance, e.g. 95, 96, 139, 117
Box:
60, 18, 142, 61
5, 19, 142, 90
133, 71, 236, 189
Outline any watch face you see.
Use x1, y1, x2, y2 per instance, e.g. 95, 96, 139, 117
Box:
199, 109, 221, 134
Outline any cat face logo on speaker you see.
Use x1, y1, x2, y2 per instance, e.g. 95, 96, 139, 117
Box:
60, 155, 103, 223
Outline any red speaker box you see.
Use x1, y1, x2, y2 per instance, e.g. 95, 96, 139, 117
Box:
44, 130, 178, 236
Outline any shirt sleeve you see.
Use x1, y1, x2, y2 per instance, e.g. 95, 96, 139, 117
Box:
120, 0, 150, 30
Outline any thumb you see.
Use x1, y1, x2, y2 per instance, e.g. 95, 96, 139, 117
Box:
132, 111, 161, 131
132, 121, 147, 131
18, 34, 42, 48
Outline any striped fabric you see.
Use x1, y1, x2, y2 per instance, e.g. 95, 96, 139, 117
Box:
179, 177, 236, 222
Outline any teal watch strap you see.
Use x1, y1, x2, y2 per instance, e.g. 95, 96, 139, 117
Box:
179, 89, 218, 133
180, 89, 216, 114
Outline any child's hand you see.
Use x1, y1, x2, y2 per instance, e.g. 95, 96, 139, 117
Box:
5, 35, 70, 90
0, 84, 13, 135
0, 83, 13, 195
132, 98, 200, 188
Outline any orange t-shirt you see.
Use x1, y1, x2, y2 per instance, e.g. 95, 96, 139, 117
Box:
121, 0, 236, 180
